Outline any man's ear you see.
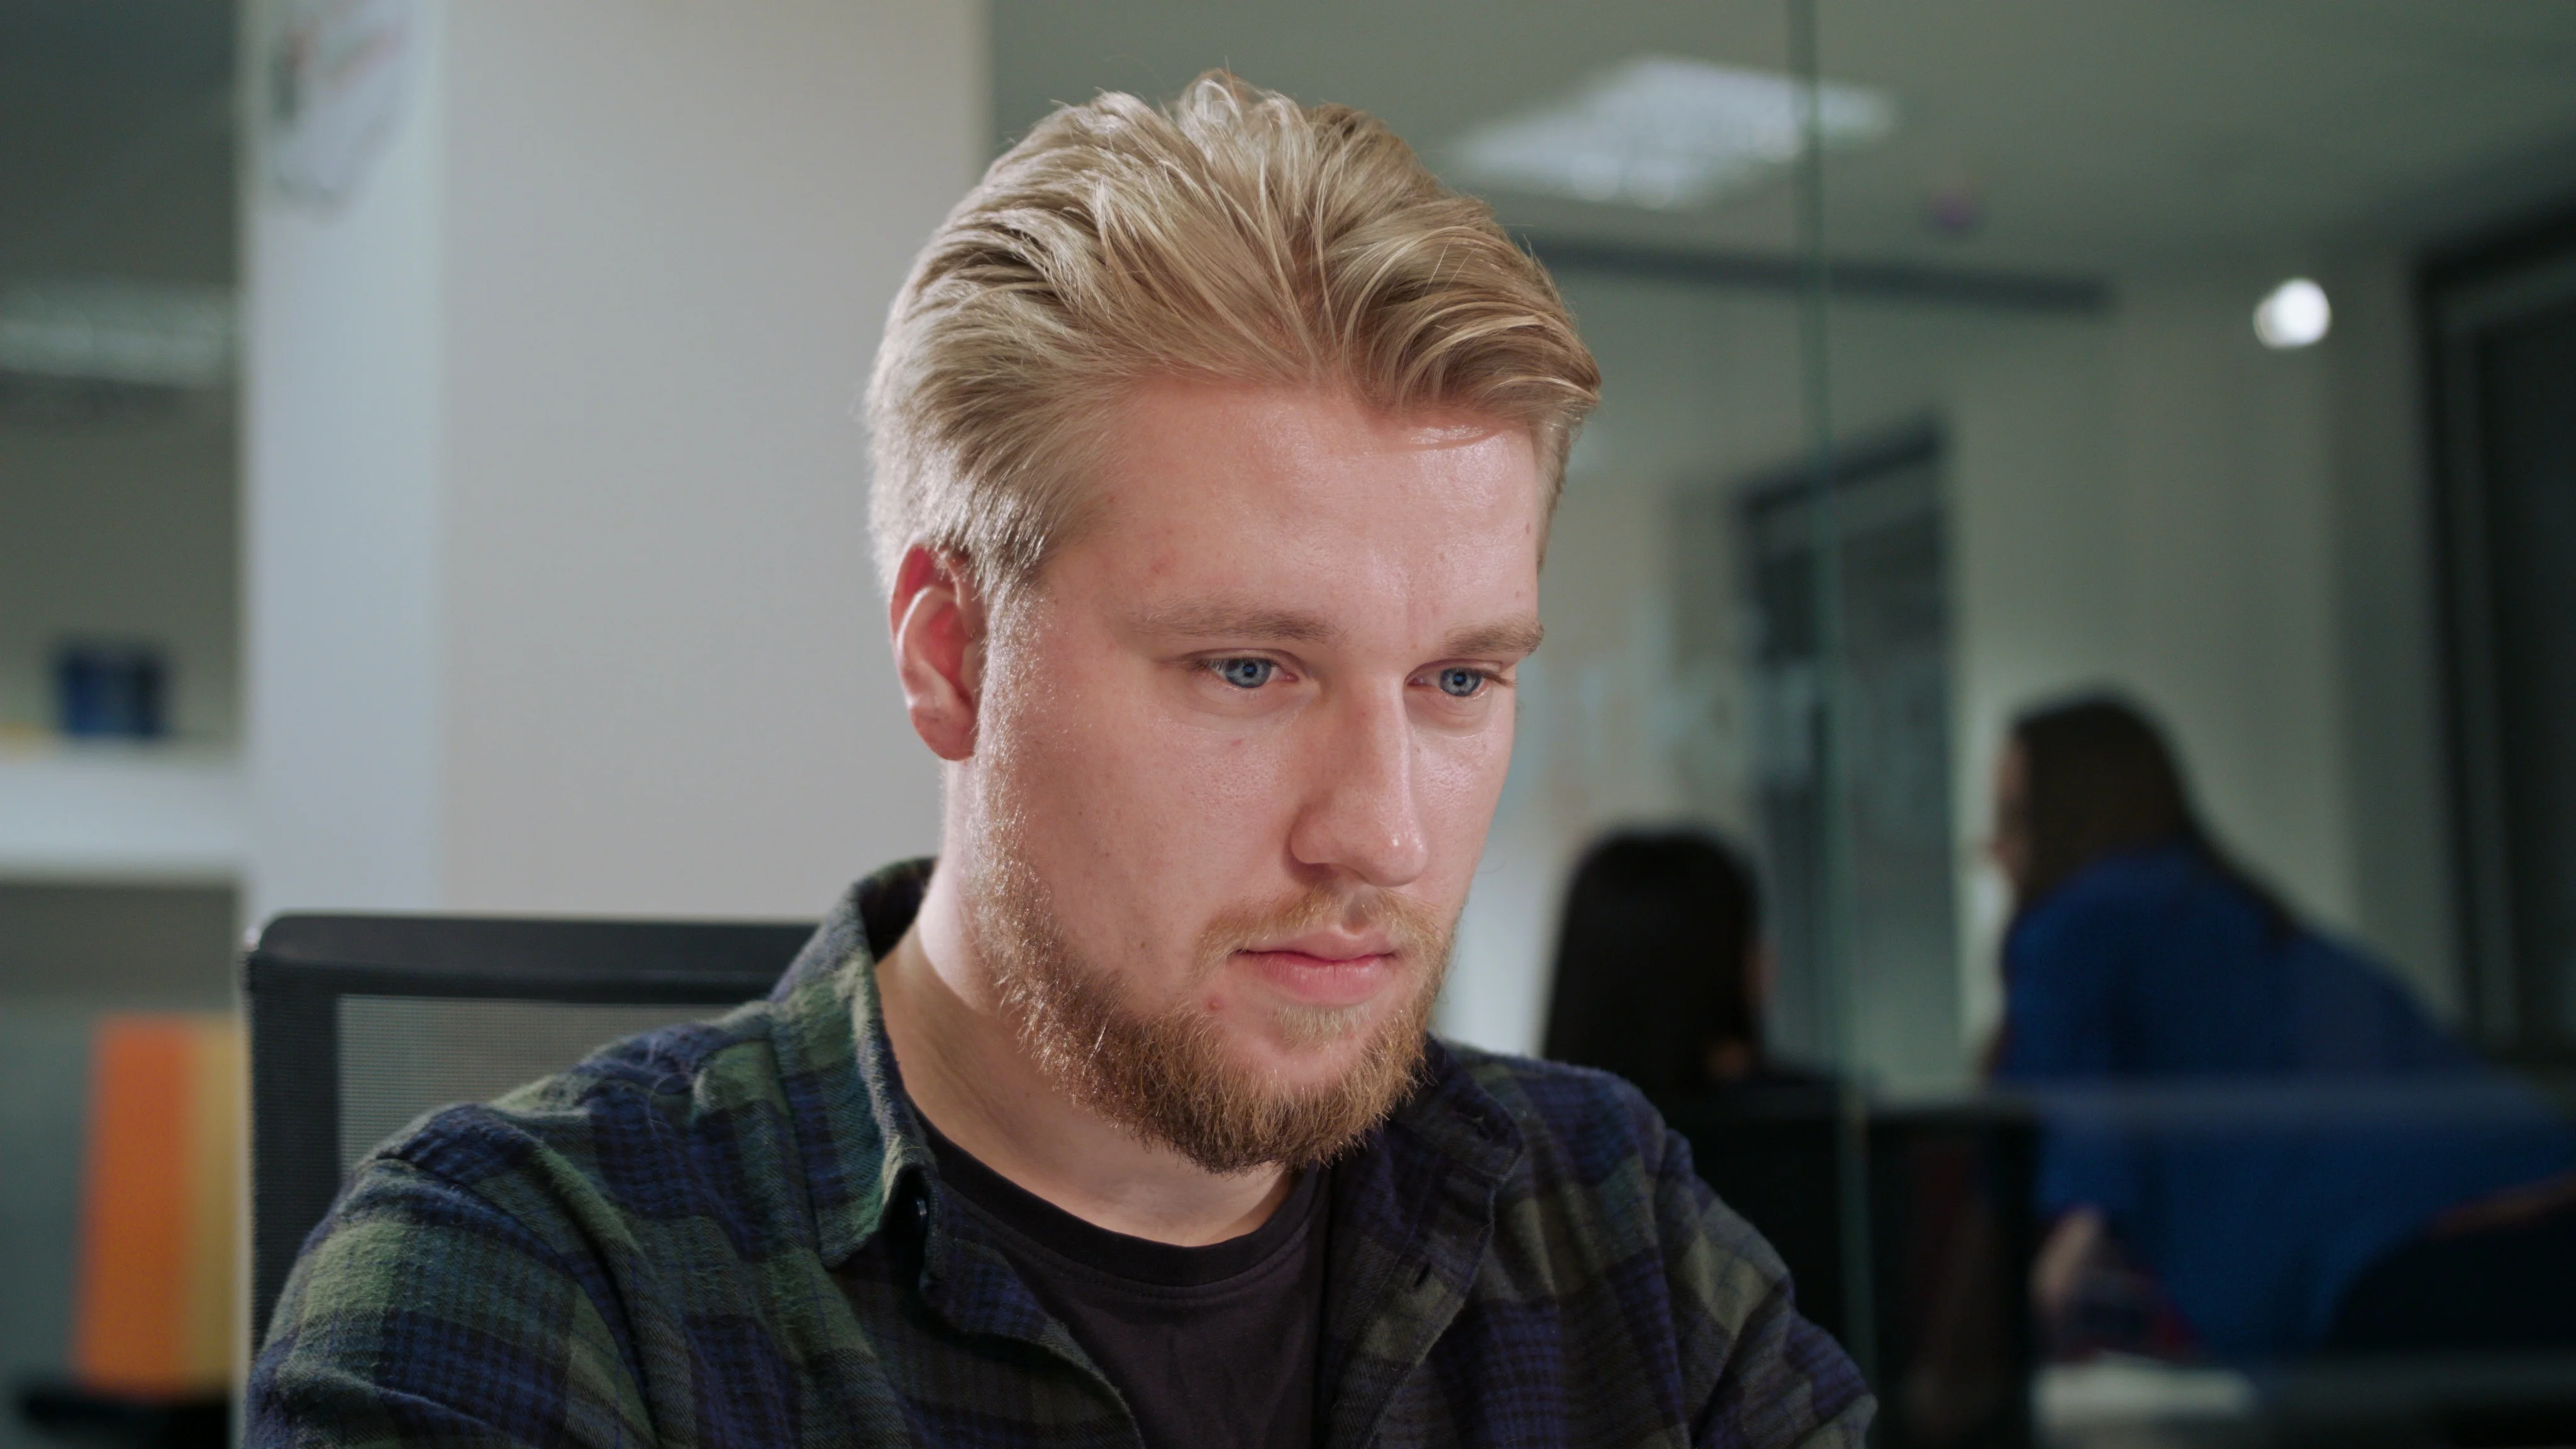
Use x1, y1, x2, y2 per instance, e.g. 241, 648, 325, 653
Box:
889, 545, 988, 762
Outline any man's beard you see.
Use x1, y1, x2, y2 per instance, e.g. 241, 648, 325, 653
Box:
962, 840, 1451, 1175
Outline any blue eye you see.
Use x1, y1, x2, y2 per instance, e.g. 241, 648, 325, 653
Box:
1213, 658, 1275, 690
1436, 667, 1485, 699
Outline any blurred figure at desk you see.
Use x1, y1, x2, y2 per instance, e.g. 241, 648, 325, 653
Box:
1545, 830, 2028, 1449
1989, 694, 2576, 1363
1543, 828, 1826, 1096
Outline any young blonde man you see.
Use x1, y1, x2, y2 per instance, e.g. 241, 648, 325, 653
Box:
250, 74, 1871, 1449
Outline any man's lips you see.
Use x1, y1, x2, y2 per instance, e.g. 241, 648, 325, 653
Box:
1233, 946, 1400, 1009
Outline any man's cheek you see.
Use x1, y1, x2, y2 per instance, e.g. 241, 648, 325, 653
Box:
1081, 737, 1269, 889
1426, 733, 1514, 826
1422, 757, 1511, 888
1162, 727, 1299, 811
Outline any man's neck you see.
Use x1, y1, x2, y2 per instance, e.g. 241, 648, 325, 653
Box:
871, 877, 1294, 1247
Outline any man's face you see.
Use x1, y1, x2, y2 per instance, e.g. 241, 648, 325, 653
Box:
957, 380, 1544, 1169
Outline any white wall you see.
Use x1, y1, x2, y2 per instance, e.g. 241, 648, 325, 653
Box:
433, 1, 970, 915
247, 0, 980, 921
2105, 276, 2351, 928
244, 4, 447, 911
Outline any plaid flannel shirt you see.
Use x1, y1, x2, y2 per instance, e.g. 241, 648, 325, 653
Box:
250, 861, 1872, 1448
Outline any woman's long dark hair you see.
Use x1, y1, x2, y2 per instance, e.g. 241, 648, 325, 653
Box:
2007, 694, 2290, 935
1541, 830, 1760, 1094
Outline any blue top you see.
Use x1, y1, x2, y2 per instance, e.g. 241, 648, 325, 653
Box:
1993, 840, 2576, 1361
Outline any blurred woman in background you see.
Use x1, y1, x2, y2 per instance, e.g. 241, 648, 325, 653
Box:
1550, 829, 2024, 1446
1990, 694, 2576, 1363
1543, 829, 1819, 1095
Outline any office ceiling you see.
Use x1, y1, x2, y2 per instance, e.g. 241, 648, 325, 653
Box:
992, 0, 2576, 274
8, 3, 2572, 282
0, 0, 233, 284
0, 0, 230, 84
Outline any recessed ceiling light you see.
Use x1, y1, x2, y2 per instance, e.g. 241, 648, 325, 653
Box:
2254, 278, 2330, 350
1449, 55, 1898, 213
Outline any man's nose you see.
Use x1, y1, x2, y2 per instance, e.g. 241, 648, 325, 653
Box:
1285, 686, 1431, 890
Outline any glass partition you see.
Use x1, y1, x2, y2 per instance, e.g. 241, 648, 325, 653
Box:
963, 3, 2576, 1442
1797, 4, 2576, 1446
26, 0, 2576, 1436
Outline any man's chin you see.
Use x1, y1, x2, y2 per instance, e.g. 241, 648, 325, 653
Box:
973, 860, 1453, 1171
1252, 993, 1379, 1049
1179, 1023, 1433, 1172
1134, 979, 1440, 1172
1228, 1019, 1396, 1091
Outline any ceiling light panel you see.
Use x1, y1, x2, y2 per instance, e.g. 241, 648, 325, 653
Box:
0, 281, 238, 390
1450, 55, 1899, 212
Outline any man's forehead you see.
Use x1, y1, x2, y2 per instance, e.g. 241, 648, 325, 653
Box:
1120, 597, 1544, 659
1040, 381, 1546, 635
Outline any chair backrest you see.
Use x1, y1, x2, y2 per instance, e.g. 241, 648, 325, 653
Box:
240, 913, 814, 1345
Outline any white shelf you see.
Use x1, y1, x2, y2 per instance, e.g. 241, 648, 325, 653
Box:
0, 743, 246, 884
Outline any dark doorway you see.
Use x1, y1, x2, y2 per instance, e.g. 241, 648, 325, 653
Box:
2430, 211, 2576, 1057
1740, 423, 1960, 1087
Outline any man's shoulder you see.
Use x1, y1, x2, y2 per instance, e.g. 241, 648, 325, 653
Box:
252, 985, 875, 1445
282, 997, 830, 1358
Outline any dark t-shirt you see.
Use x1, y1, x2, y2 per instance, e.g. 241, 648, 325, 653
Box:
920, 1118, 1329, 1449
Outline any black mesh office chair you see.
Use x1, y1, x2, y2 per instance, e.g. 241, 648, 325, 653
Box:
241, 913, 816, 1345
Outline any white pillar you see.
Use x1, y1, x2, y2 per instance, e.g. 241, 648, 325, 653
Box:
246, 0, 979, 921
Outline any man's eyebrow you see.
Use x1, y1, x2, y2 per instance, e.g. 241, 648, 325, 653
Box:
1126, 602, 1346, 645
1443, 618, 1545, 659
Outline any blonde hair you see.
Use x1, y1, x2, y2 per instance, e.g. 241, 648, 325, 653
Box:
865, 71, 1601, 599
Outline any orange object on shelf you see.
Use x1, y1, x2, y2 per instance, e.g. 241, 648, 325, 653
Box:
70, 1014, 243, 1396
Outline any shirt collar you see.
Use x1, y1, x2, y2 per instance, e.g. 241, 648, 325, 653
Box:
760, 858, 936, 1268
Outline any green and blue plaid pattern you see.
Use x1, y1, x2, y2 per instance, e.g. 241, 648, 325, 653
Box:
250, 861, 1871, 1447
